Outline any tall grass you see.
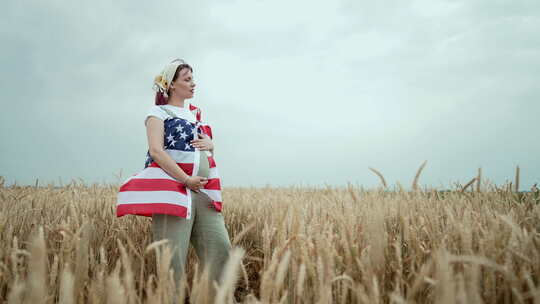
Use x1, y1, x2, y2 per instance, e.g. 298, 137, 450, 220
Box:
0, 176, 539, 303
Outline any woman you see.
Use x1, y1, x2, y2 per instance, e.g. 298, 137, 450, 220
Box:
117, 58, 231, 287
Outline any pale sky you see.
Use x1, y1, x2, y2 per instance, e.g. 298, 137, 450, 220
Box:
1, 0, 539, 190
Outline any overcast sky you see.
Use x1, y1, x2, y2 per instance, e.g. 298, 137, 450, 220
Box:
1, 0, 539, 190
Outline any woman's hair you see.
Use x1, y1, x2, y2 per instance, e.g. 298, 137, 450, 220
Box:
155, 63, 194, 105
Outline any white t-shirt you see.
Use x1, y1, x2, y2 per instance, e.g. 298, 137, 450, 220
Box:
144, 104, 197, 126
144, 103, 212, 168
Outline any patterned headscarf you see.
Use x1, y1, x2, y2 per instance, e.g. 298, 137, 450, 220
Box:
153, 58, 189, 98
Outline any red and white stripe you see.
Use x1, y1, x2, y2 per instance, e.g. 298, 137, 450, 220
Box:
117, 163, 191, 218
117, 155, 223, 218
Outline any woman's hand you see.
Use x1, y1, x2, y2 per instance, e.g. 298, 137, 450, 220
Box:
191, 133, 214, 151
185, 176, 208, 192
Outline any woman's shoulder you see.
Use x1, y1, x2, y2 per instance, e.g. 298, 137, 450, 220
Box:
144, 105, 169, 125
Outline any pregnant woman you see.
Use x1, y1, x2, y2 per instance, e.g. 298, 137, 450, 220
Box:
116, 59, 231, 289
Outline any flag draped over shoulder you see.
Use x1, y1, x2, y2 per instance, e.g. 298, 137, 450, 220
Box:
116, 104, 222, 220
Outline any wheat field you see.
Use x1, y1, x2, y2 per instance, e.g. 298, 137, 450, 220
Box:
0, 173, 539, 304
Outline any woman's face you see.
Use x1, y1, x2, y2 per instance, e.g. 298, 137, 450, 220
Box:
171, 68, 196, 99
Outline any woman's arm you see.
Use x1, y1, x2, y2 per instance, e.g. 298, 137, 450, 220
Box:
146, 117, 207, 190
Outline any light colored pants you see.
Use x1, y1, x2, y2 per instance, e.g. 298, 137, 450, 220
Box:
151, 191, 232, 286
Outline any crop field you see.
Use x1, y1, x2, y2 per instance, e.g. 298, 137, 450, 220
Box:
0, 175, 539, 303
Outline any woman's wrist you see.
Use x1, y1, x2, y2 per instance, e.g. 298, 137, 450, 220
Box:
183, 176, 191, 184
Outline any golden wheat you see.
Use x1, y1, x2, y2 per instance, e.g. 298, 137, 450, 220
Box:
412, 161, 427, 191
368, 168, 387, 189
0, 177, 539, 303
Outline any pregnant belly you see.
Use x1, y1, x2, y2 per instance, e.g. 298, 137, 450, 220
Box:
196, 151, 210, 178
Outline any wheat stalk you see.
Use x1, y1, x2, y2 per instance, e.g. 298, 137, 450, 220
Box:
412, 160, 427, 191
460, 177, 476, 193
26, 226, 47, 304
368, 167, 387, 188
515, 165, 520, 192
106, 261, 127, 304
214, 247, 245, 304
7, 277, 24, 304
58, 263, 74, 304
232, 221, 256, 246
73, 222, 90, 301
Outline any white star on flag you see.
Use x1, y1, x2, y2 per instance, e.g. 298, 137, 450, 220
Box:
176, 125, 183, 132
169, 139, 177, 147
180, 132, 187, 140
167, 134, 174, 142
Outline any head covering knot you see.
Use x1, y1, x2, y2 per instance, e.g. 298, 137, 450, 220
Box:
153, 58, 188, 98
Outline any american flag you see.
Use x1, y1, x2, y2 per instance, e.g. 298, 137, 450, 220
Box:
116, 105, 222, 219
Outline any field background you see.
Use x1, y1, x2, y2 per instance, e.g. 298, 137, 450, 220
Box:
1, 176, 539, 304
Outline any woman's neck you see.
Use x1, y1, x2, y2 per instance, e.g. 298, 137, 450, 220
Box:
167, 95, 185, 108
